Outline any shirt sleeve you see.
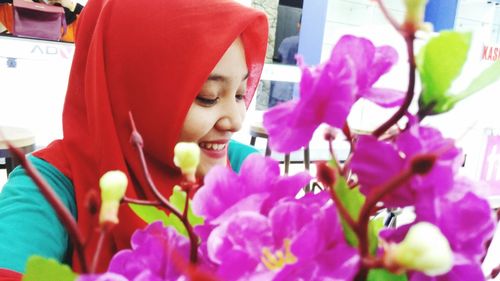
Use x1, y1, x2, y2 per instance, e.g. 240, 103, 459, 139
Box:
0, 156, 76, 273
228, 139, 259, 173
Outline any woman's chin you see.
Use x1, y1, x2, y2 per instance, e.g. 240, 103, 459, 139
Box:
196, 157, 227, 178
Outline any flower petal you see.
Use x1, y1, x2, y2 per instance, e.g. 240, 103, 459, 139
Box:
192, 166, 242, 221
362, 88, 405, 107
367, 45, 399, 87
264, 100, 318, 153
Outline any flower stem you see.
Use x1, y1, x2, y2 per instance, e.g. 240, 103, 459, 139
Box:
373, 28, 416, 138
128, 112, 199, 263
90, 228, 108, 273
183, 189, 190, 219
353, 168, 414, 281
357, 169, 413, 256
181, 188, 199, 263
487, 264, 500, 280
343, 123, 353, 144
6, 143, 88, 272
373, 0, 402, 33
122, 197, 161, 206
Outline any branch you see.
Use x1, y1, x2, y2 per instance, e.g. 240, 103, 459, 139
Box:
373, 34, 416, 137
128, 112, 199, 263
357, 169, 413, 256
90, 228, 108, 273
122, 197, 161, 206
5, 143, 88, 272
487, 264, 500, 280
373, 0, 402, 33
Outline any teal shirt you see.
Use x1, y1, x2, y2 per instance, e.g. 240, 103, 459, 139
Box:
0, 139, 257, 273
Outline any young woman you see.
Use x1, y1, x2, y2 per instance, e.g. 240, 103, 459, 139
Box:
0, 0, 268, 278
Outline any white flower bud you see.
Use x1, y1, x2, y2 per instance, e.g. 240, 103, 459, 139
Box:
99, 170, 128, 226
173, 142, 200, 182
403, 0, 428, 30
389, 222, 453, 276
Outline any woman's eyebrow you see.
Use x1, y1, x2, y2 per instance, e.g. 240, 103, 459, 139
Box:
207, 72, 249, 82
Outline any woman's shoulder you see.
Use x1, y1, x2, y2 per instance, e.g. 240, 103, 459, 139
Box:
1, 155, 75, 213
227, 139, 259, 173
13, 155, 73, 187
0, 156, 76, 273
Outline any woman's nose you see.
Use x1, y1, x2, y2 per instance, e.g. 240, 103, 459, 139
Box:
215, 100, 244, 132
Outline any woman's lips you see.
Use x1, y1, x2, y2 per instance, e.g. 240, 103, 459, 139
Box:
199, 141, 228, 159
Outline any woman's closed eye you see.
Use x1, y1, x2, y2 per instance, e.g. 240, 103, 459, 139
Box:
235, 93, 246, 102
196, 95, 219, 106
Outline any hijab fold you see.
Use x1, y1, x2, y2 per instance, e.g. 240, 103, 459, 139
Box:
34, 0, 268, 272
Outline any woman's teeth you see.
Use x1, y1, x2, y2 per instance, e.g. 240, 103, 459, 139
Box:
199, 143, 226, 151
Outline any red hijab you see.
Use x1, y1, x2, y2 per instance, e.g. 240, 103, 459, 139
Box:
34, 0, 268, 272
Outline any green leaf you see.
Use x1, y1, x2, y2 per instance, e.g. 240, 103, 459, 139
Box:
331, 160, 382, 253
368, 217, 384, 255
129, 186, 204, 237
367, 269, 408, 281
23, 256, 77, 281
332, 163, 365, 247
129, 201, 170, 224
451, 60, 500, 104
417, 31, 471, 111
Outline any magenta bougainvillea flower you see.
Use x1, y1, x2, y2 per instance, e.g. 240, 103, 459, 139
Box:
202, 194, 358, 280
78, 221, 193, 281
350, 121, 462, 208
381, 186, 495, 281
263, 35, 402, 153
78, 272, 128, 281
192, 154, 312, 276
192, 154, 312, 224
193, 154, 359, 280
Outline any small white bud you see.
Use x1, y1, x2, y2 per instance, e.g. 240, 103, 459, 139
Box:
173, 142, 200, 182
388, 222, 453, 276
403, 0, 429, 30
99, 170, 128, 225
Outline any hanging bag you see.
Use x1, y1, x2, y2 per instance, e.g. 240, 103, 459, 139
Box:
13, 0, 66, 41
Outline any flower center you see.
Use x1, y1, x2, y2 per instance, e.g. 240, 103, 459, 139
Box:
260, 239, 297, 271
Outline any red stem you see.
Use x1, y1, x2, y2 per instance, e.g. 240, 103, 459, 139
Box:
182, 199, 199, 263
6, 143, 88, 273
373, 0, 402, 32
90, 228, 108, 273
355, 2, 416, 280
357, 169, 413, 256
373, 33, 416, 138
362, 256, 384, 268
122, 197, 161, 206
128, 112, 199, 263
343, 123, 353, 144
328, 138, 335, 159
183, 190, 190, 219
488, 264, 500, 280
353, 168, 414, 281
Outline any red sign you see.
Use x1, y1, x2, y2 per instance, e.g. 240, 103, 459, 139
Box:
482, 45, 500, 62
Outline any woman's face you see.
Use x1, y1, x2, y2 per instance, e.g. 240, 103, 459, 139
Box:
179, 38, 248, 177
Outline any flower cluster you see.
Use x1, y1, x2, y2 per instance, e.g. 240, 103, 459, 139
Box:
16, 1, 500, 280
192, 155, 359, 280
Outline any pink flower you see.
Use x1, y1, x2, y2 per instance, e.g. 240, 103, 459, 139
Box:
351, 121, 462, 208
264, 35, 402, 153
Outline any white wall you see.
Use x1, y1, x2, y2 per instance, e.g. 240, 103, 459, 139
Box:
0, 36, 73, 147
